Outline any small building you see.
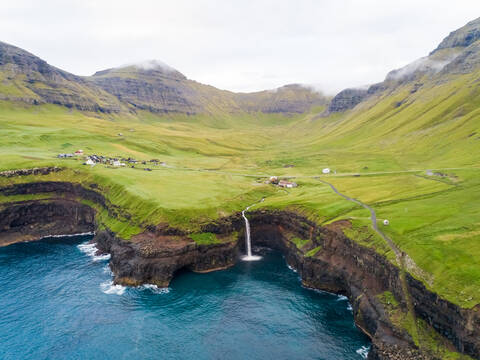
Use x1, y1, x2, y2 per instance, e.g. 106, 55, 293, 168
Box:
112, 160, 125, 167
278, 180, 298, 188
383, 219, 390, 226
85, 158, 95, 166
322, 168, 331, 174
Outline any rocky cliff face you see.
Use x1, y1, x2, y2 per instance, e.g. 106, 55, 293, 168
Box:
88, 64, 207, 114
95, 229, 239, 286
326, 88, 370, 113
0, 181, 104, 246
0, 199, 95, 246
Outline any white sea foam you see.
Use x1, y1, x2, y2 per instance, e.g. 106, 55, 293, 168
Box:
103, 265, 113, 275
42, 231, 95, 239
140, 284, 170, 294
356, 345, 370, 359
287, 264, 298, 273
337, 295, 348, 301
241, 255, 262, 261
100, 281, 126, 295
77, 242, 111, 261
94, 253, 111, 261
347, 304, 353, 311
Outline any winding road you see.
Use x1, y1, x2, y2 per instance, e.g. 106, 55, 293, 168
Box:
316, 179, 402, 261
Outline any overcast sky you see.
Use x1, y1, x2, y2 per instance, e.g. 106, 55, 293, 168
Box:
2, 1, 480, 94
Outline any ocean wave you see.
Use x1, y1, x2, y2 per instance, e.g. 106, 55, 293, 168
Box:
140, 284, 170, 294
100, 281, 126, 295
356, 345, 370, 359
347, 304, 353, 311
337, 295, 348, 301
77, 242, 111, 261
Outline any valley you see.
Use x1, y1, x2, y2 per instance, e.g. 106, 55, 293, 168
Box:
1, 16, 480, 360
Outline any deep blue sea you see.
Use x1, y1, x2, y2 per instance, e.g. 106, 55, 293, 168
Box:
0, 235, 370, 360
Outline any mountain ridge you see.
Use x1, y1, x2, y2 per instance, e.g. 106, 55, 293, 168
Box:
0, 40, 327, 116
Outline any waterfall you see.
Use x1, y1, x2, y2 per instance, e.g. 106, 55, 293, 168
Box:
241, 201, 262, 261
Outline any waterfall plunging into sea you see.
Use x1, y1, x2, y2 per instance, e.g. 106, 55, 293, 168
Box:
241, 201, 262, 261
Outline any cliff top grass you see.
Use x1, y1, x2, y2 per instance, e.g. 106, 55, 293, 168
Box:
0, 68, 479, 309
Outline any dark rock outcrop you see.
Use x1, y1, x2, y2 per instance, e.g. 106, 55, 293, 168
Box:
327, 88, 369, 113
431, 17, 480, 54
441, 41, 480, 75
0, 199, 95, 246
0, 166, 62, 177
95, 230, 238, 286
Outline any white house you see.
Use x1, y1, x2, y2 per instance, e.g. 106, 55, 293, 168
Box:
86, 158, 95, 166
278, 180, 298, 188
383, 219, 390, 226
322, 168, 331, 174
112, 160, 125, 167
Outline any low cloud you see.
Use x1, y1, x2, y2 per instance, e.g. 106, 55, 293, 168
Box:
386, 52, 460, 81
117, 59, 177, 73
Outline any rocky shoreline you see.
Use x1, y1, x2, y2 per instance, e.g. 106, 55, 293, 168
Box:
0, 181, 479, 360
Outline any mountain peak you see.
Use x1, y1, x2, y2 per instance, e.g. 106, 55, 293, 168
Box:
93, 59, 186, 80
431, 17, 480, 54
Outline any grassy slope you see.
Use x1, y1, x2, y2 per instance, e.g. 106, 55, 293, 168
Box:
0, 65, 479, 311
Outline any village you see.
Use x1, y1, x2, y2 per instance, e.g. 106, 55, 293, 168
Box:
57, 150, 166, 170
